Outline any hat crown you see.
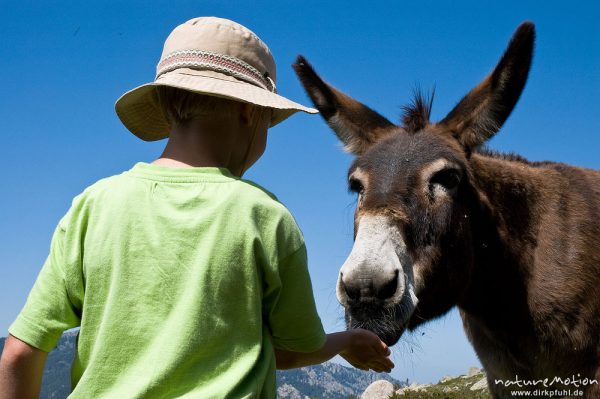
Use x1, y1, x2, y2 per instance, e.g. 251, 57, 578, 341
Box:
159, 17, 276, 84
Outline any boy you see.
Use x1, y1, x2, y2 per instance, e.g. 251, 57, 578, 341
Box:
0, 17, 393, 398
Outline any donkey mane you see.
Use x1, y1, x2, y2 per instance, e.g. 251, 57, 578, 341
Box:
476, 147, 532, 164
476, 147, 565, 168
401, 88, 434, 133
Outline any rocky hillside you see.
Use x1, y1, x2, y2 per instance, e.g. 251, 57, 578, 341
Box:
1, 333, 401, 399
277, 362, 400, 399
361, 367, 490, 399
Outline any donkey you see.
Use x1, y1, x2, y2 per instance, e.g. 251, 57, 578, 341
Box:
293, 22, 600, 398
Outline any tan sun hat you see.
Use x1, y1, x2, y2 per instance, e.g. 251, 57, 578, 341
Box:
115, 17, 317, 141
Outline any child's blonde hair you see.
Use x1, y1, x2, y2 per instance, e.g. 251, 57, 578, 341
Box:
156, 86, 242, 128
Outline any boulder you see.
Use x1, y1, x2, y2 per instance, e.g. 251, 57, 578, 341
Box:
362, 380, 395, 399
471, 376, 489, 391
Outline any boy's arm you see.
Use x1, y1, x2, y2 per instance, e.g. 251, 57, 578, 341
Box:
274, 329, 394, 373
0, 334, 48, 399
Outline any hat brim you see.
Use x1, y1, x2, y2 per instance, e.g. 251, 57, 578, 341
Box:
115, 69, 318, 141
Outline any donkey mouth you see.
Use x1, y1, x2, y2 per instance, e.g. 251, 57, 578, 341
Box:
345, 303, 411, 346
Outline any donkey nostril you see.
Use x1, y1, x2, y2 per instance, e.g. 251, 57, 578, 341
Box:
341, 271, 398, 302
378, 270, 399, 300
342, 279, 361, 301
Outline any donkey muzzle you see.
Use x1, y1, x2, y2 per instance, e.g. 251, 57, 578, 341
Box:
336, 215, 411, 307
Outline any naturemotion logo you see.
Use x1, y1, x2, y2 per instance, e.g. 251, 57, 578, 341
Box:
494, 374, 597, 397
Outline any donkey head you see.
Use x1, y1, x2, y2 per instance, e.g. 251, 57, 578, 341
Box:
294, 22, 534, 345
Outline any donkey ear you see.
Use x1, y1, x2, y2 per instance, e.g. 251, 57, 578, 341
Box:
293, 56, 398, 155
438, 22, 535, 150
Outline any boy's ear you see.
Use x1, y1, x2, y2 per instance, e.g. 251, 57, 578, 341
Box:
293, 56, 399, 155
437, 22, 535, 150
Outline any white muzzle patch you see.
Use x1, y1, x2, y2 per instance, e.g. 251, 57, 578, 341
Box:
337, 215, 418, 310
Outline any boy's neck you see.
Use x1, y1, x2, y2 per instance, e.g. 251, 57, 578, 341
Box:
152, 120, 243, 174
151, 157, 221, 168
153, 138, 227, 168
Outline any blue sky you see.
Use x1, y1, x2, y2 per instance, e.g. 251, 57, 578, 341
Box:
1, 0, 599, 384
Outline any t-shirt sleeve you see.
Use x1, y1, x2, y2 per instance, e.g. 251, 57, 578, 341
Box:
263, 243, 327, 352
8, 217, 82, 352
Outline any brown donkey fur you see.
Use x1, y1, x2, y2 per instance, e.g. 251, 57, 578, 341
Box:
294, 22, 600, 398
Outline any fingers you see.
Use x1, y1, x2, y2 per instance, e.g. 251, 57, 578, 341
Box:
350, 361, 389, 373
371, 352, 395, 371
381, 357, 395, 370
378, 341, 391, 356
343, 328, 396, 373
354, 353, 395, 373
371, 364, 391, 373
368, 358, 394, 373
356, 328, 390, 356
373, 333, 390, 356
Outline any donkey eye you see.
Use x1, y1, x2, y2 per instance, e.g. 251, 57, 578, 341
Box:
430, 169, 461, 191
349, 178, 364, 194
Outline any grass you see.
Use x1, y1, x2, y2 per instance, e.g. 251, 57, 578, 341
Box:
388, 374, 491, 399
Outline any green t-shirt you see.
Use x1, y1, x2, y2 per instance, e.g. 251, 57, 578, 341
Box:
9, 162, 326, 398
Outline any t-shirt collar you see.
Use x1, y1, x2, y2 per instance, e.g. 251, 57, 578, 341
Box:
126, 162, 238, 183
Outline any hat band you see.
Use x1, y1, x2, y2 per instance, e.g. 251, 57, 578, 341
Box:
156, 50, 276, 93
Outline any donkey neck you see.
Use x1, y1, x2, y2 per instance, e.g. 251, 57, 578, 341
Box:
469, 152, 547, 250
459, 152, 549, 327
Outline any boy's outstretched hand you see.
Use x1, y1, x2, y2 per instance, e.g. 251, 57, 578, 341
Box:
274, 328, 394, 373
340, 328, 394, 373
